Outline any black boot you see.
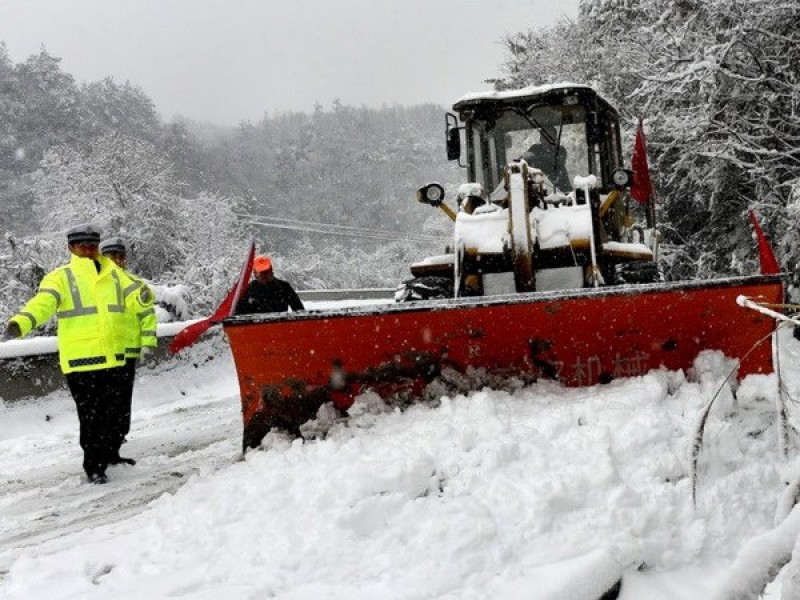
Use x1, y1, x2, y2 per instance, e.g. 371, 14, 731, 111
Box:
88, 471, 108, 484
108, 454, 136, 466
84, 457, 108, 483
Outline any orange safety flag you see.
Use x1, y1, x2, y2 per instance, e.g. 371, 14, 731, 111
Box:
169, 240, 256, 353
630, 118, 653, 204
747, 210, 780, 275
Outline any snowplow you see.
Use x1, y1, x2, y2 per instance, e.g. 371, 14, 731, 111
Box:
221, 84, 783, 450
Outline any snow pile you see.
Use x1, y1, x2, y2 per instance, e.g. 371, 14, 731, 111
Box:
152, 283, 191, 322
2, 328, 800, 598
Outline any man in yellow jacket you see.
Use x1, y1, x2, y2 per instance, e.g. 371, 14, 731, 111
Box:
99, 236, 157, 461
2, 224, 151, 484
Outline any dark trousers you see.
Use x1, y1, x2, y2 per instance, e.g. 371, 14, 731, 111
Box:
120, 358, 138, 441
65, 365, 129, 477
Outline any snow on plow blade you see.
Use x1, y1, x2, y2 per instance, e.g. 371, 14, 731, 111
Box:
223, 274, 782, 450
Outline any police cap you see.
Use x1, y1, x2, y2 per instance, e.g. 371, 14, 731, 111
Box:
66, 224, 102, 245
99, 237, 126, 255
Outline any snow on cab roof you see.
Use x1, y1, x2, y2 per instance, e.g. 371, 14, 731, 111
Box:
453, 82, 611, 109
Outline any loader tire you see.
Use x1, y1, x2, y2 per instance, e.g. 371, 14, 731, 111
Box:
395, 276, 454, 302
613, 262, 661, 285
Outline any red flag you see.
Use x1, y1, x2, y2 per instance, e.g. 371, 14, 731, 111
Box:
747, 210, 780, 275
169, 240, 256, 353
630, 118, 653, 204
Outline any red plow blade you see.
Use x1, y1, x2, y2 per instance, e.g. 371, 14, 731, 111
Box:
223, 275, 783, 450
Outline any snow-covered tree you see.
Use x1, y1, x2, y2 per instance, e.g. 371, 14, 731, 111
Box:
78, 77, 162, 143
167, 191, 248, 310
18, 133, 248, 316
30, 133, 185, 278
626, 0, 800, 277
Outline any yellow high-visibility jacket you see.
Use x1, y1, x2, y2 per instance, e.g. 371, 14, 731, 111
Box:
10, 254, 149, 374
122, 271, 158, 359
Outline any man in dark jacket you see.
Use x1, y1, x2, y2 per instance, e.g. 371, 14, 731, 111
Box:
523, 125, 571, 192
235, 255, 304, 315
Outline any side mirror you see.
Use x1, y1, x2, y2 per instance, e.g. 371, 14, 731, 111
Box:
446, 128, 461, 162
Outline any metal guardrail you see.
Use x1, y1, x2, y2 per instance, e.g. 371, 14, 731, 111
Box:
0, 322, 195, 402
0, 289, 396, 402
298, 288, 395, 301
0, 289, 395, 361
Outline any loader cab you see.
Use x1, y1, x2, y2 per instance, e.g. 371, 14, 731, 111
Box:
399, 83, 658, 303
449, 85, 623, 196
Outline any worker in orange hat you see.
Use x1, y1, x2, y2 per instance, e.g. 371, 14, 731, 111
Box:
234, 255, 304, 315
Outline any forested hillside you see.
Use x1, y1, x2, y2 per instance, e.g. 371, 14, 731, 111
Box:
1, 0, 798, 321
0, 44, 459, 320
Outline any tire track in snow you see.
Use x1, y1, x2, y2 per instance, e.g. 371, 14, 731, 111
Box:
0, 393, 243, 579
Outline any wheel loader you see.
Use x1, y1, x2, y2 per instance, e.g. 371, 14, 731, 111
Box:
218, 84, 782, 450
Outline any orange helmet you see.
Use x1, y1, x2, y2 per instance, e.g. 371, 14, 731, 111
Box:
253, 255, 273, 273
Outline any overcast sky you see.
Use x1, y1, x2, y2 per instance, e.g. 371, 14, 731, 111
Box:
0, 0, 580, 125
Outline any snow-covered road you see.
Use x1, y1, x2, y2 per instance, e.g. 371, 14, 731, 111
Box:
0, 298, 388, 578
0, 335, 242, 577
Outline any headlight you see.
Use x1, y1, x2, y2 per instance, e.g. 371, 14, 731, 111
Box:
426, 185, 443, 204
612, 169, 631, 188
416, 182, 445, 207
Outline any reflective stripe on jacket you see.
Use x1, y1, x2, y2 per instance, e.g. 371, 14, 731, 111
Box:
10, 254, 142, 374
122, 272, 158, 359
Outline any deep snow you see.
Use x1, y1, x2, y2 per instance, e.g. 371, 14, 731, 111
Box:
2, 305, 800, 599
